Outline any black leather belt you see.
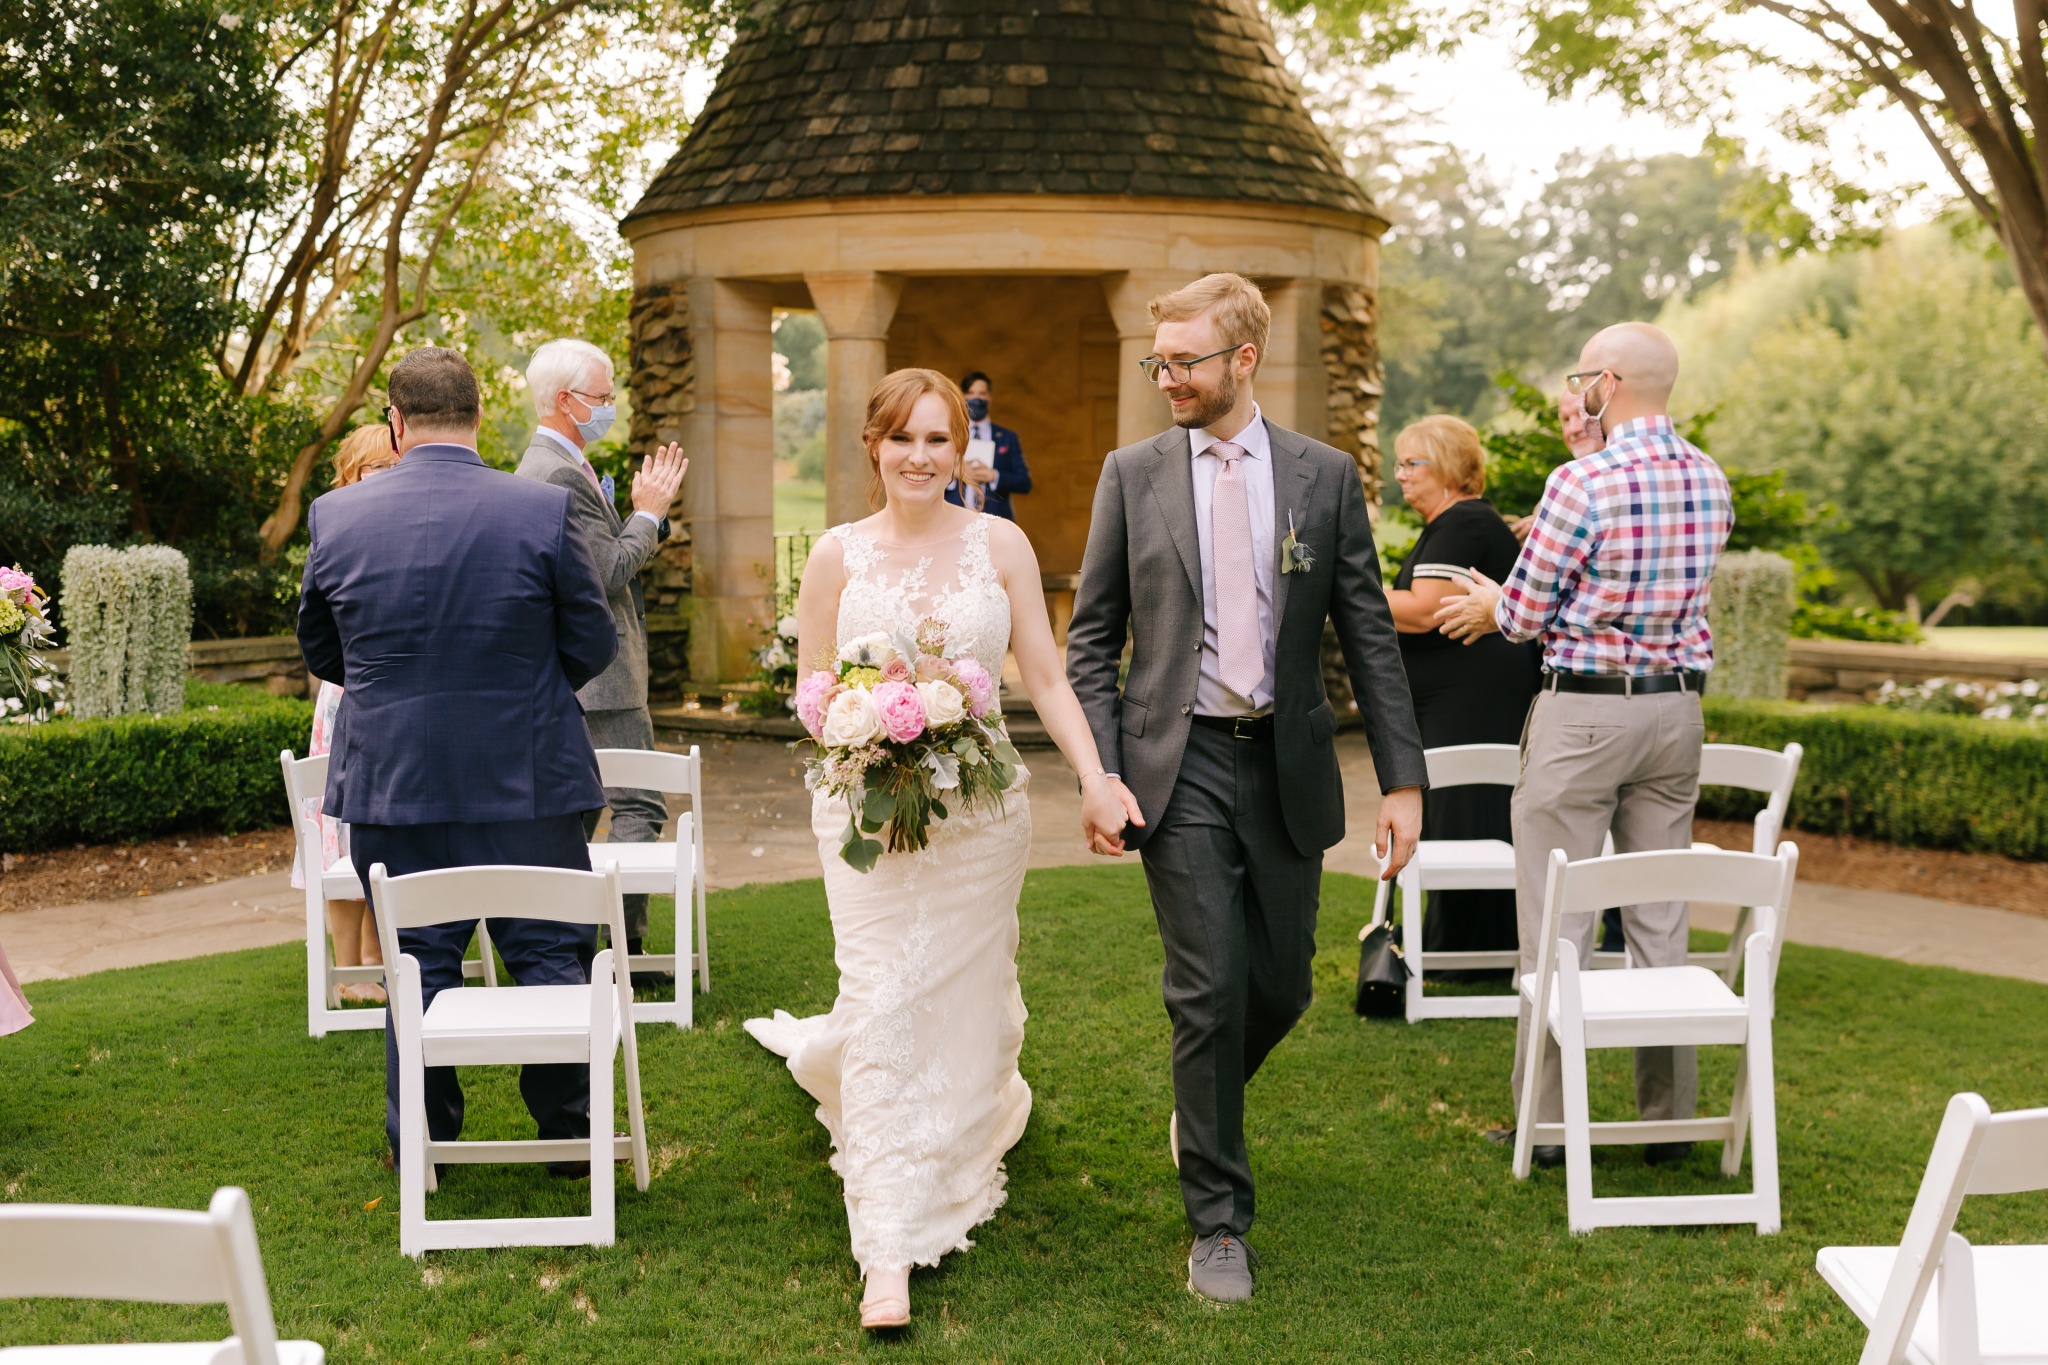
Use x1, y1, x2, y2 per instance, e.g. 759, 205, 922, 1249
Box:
1543, 671, 1705, 696
1190, 713, 1275, 740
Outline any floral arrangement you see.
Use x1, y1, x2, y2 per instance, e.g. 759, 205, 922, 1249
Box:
0, 566, 66, 724
743, 610, 801, 717
1874, 676, 2048, 724
796, 618, 1018, 872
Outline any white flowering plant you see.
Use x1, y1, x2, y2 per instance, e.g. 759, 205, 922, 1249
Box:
794, 617, 1017, 872
0, 566, 67, 724
741, 609, 802, 717
1873, 676, 2048, 724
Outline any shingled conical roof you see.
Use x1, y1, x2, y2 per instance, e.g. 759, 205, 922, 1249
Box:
625, 0, 1372, 224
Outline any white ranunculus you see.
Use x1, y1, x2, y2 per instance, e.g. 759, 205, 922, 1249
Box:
917, 679, 966, 727
778, 614, 799, 639
838, 632, 901, 667
821, 687, 881, 747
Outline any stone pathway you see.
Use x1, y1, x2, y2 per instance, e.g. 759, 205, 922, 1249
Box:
7, 734, 2048, 988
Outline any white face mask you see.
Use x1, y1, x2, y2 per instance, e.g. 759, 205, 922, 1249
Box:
571, 395, 615, 444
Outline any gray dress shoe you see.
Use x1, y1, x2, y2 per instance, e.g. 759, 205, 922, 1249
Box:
1187, 1231, 1257, 1303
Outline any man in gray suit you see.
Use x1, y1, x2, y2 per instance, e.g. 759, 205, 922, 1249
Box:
1067, 274, 1427, 1304
516, 338, 687, 987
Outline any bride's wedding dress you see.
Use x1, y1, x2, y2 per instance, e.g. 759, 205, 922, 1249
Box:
745, 514, 1033, 1278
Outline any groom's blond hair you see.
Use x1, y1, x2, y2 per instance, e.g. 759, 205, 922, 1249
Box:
1148, 274, 1270, 375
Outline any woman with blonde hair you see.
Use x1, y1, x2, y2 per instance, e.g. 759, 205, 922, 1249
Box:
288, 423, 400, 1003
745, 368, 1139, 1330
1382, 414, 1540, 964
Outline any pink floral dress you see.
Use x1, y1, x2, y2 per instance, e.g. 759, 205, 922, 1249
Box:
289, 680, 348, 891
0, 940, 31, 1036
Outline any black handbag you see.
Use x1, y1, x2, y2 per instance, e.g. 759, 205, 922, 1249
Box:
1354, 918, 1409, 1018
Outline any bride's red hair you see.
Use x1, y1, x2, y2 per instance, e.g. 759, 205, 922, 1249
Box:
863, 368, 969, 509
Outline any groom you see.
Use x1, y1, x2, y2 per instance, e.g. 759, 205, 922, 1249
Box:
1068, 273, 1426, 1303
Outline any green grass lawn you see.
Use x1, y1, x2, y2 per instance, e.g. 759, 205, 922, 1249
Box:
5, 866, 2047, 1361
1926, 626, 2048, 660
775, 478, 826, 536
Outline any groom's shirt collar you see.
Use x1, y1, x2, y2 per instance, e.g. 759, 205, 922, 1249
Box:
1189, 405, 1269, 462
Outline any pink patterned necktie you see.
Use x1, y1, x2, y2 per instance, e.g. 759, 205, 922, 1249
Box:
1209, 441, 1262, 700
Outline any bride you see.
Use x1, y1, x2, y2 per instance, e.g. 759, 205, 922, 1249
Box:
745, 368, 1140, 1330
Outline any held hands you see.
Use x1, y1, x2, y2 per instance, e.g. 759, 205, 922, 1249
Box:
1432, 565, 1504, 645
1081, 773, 1145, 856
1376, 786, 1422, 881
632, 442, 689, 516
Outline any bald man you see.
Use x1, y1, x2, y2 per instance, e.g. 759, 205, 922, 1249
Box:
1434, 322, 1734, 1170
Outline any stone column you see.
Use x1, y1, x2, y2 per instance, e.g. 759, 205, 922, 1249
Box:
1101, 271, 1191, 448
684, 277, 776, 686
1256, 278, 1325, 434
806, 271, 904, 527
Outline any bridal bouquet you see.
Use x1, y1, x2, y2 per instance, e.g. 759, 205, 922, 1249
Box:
795, 618, 1018, 872
0, 566, 64, 724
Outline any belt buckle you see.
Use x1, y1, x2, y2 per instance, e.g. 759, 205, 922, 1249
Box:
1232, 716, 1257, 740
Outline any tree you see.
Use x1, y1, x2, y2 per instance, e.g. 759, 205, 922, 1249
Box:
222, 0, 729, 554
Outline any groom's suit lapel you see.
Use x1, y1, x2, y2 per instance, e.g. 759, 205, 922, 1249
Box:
1143, 427, 1204, 606
1267, 419, 1318, 633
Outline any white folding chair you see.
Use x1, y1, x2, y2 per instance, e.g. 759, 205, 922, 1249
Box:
1514, 843, 1800, 1234
1690, 742, 1803, 984
1819, 1092, 2048, 1364
588, 746, 708, 1029
1364, 744, 1520, 1021
0, 1186, 324, 1363
370, 863, 650, 1258
280, 752, 499, 1039
280, 751, 380, 1039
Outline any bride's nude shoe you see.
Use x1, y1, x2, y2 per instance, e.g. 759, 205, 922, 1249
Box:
860, 1267, 911, 1330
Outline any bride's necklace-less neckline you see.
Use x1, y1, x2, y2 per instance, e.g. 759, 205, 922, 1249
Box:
862, 512, 978, 550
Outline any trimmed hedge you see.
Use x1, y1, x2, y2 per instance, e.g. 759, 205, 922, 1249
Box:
0, 681, 312, 851
1702, 697, 2048, 861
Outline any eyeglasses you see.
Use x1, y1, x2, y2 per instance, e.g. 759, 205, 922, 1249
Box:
1565, 369, 1618, 395
569, 388, 617, 405
1396, 459, 1434, 473
1139, 345, 1247, 384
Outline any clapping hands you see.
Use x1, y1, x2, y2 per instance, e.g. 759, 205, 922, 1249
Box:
631, 442, 688, 517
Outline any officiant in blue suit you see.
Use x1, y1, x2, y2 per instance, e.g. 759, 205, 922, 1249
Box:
944, 371, 1031, 521
297, 345, 624, 1176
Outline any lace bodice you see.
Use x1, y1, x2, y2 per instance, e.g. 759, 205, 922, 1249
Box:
831, 515, 1010, 687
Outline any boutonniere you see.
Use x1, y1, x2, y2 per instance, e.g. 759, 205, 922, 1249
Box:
1281, 509, 1315, 574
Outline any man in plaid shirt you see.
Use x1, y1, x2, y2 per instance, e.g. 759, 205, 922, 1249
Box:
1436, 322, 1733, 1171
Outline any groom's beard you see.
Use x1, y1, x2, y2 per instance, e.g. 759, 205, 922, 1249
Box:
1171, 368, 1239, 431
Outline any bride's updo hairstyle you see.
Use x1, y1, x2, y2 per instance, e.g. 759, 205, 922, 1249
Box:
862, 367, 969, 508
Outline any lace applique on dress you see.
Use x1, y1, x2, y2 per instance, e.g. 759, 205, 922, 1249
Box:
829, 516, 1009, 687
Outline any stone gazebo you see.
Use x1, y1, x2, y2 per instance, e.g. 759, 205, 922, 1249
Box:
622, 0, 1387, 688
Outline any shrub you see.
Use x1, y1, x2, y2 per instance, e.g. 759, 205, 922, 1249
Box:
0, 681, 310, 851
60, 544, 193, 718
1708, 550, 1794, 700
1701, 696, 2048, 860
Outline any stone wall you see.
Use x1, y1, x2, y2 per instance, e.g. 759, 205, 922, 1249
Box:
628, 282, 697, 700
1320, 282, 1384, 507
1786, 639, 2046, 702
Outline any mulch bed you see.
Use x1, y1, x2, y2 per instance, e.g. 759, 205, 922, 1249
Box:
1695, 818, 2048, 919
0, 827, 297, 915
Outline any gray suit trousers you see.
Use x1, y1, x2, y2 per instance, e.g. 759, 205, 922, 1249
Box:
581, 706, 666, 942
1140, 724, 1322, 1238
1510, 687, 1705, 1127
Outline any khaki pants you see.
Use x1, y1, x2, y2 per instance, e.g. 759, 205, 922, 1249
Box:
1510, 687, 1705, 1127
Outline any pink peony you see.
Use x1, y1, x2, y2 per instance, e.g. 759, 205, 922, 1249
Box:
794, 670, 838, 738
952, 657, 995, 718
871, 680, 927, 743
0, 567, 33, 594
879, 656, 913, 684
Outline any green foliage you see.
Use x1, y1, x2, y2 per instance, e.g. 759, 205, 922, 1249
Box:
774, 389, 826, 483
0, 681, 310, 851
773, 311, 826, 393
60, 545, 193, 719
1701, 697, 2048, 859
1373, 503, 1420, 580
1664, 226, 2048, 616
1707, 551, 1794, 701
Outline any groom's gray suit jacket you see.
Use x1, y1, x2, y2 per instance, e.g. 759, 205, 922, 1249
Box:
1067, 418, 1428, 856
514, 436, 664, 713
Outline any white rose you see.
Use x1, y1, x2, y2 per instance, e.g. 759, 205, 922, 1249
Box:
917, 679, 966, 727
821, 687, 881, 747
838, 632, 901, 666
778, 614, 799, 639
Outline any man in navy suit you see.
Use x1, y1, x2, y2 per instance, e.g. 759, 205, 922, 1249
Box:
297, 346, 622, 1174
944, 370, 1032, 521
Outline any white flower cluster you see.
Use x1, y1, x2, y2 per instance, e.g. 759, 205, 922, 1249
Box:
1874, 675, 2048, 724
60, 545, 193, 719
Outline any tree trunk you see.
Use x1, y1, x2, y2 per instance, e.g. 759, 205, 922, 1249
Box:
97, 356, 152, 540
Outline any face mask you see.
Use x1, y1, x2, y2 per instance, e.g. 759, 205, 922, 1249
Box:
1582, 374, 1614, 423
965, 396, 989, 422
572, 399, 616, 444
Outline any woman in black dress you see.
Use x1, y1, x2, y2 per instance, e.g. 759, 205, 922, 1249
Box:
1382, 416, 1541, 962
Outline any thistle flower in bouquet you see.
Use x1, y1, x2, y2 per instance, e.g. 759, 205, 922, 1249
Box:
0, 566, 68, 724
797, 618, 1019, 872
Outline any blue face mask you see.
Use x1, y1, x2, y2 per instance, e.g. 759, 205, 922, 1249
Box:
572, 395, 615, 444
965, 396, 990, 422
